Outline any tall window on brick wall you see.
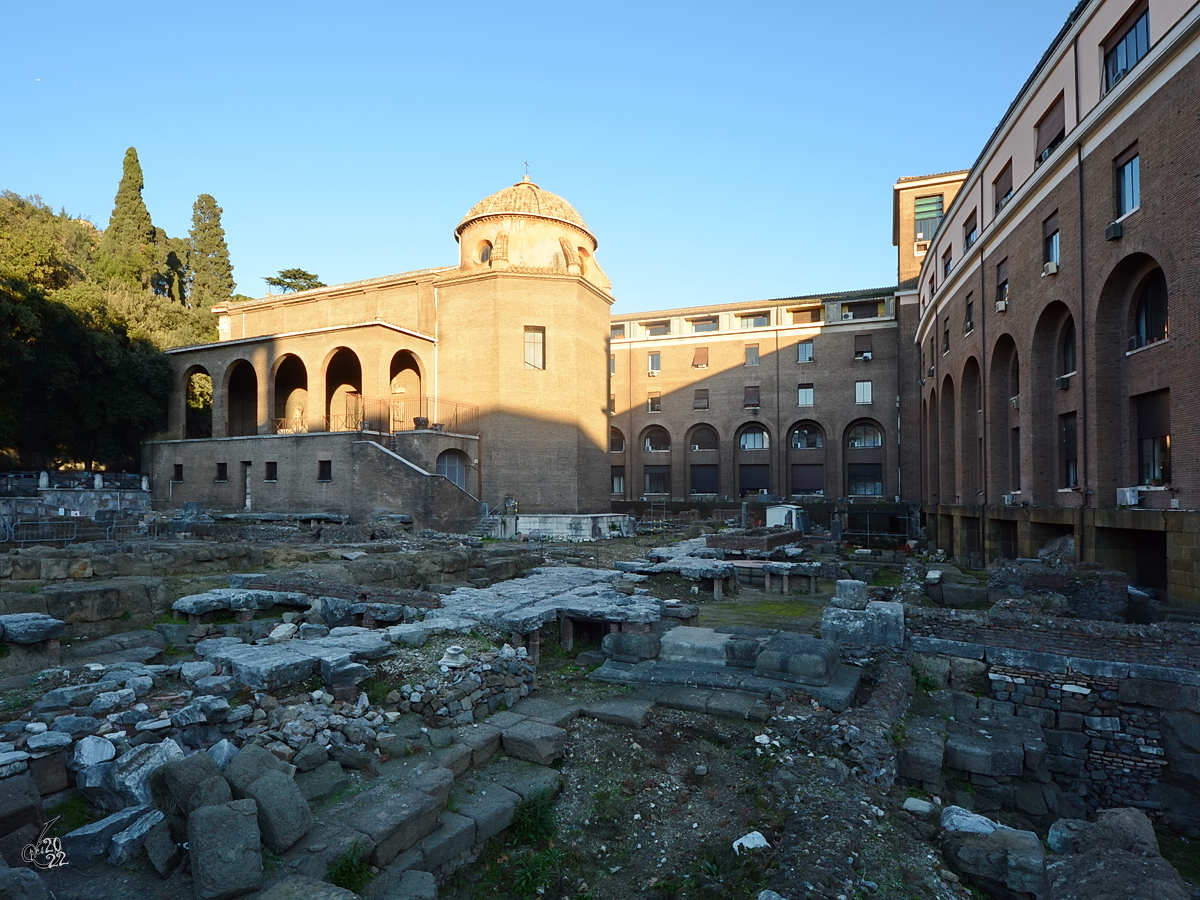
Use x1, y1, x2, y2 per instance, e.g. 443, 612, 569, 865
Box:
692, 346, 708, 368
994, 160, 1013, 213
1132, 268, 1168, 349
1060, 412, 1078, 488
609, 394, 616, 415
611, 466, 625, 494
744, 385, 761, 409
647, 391, 661, 413
524, 326, 545, 369
744, 344, 760, 366
1035, 93, 1066, 167
1061, 319, 1077, 375
264, 461, 278, 482
797, 339, 814, 363
797, 383, 813, 407
648, 351, 661, 374
644, 465, 670, 494
996, 258, 1010, 307
942, 318, 950, 354
610, 354, 615, 374
215, 462, 228, 482
942, 247, 953, 278
609, 427, 625, 453
693, 389, 709, 410
965, 294, 975, 334
854, 334, 872, 360
644, 427, 670, 452
963, 210, 978, 251
914, 195, 943, 241
1105, 8, 1150, 92
1116, 146, 1140, 217
1043, 211, 1060, 268
855, 381, 873, 404
1137, 389, 1170, 484
173, 464, 184, 482
318, 460, 332, 482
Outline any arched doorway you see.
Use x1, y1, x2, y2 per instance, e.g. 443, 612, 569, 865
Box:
226, 360, 257, 437
988, 335, 1021, 497
640, 426, 672, 496
326, 348, 363, 431
735, 423, 771, 496
686, 424, 720, 496
939, 375, 957, 503
389, 350, 423, 430
787, 420, 825, 496
273, 355, 308, 434
845, 420, 885, 497
436, 449, 471, 491
184, 366, 212, 438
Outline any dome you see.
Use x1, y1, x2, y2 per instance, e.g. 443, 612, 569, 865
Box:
456, 176, 595, 245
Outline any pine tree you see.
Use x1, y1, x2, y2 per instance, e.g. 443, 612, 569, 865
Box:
94, 147, 158, 288
265, 268, 325, 293
185, 194, 234, 310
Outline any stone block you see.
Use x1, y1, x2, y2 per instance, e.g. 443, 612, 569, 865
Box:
820, 602, 904, 650
25, 731, 72, 754
188, 775, 233, 814
944, 735, 1024, 777
0, 773, 43, 837
62, 805, 147, 867
224, 743, 290, 799
348, 788, 441, 867
579, 699, 654, 727
433, 744, 473, 778
144, 817, 184, 878
949, 657, 990, 693
755, 633, 840, 683
502, 721, 566, 766
151, 751, 221, 820
244, 769, 313, 853
27, 753, 68, 796
943, 825, 1045, 897
417, 810, 475, 870
108, 808, 164, 865
410, 766, 455, 807
457, 784, 521, 842
510, 698, 579, 727
295, 760, 350, 805
0, 868, 52, 899
0, 613, 65, 643
256, 874, 363, 900
105, 738, 185, 808
189, 799, 263, 900
454, 723, 502, 767
899, 725, 946, 784
601, 631, 660, 662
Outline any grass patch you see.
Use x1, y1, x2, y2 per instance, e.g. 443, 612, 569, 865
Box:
1157, 828, 1200, 883
46, 796, 98, 836
870, 568, 902, 587
327, 844, 373, 893
511, 793, 557, 845
360, 676, 392, 707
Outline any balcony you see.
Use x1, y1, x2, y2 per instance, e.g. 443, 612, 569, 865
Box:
270, 396, 480, 437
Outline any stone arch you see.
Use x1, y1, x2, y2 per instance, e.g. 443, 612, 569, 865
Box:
1093, 253, 1173, 496
609, 426, 626, 453
182, 365, 212, 438
325, 347, 363, 431
787, 419, 826, 496
686, 423, 720, 495
639, 425, 672, 496
844, 418, 886, 497
735, 423, 772, 496
389, 350, 424, 429
272, 354, 308, 433
939, 374, 957, 503
988, 334, 1020, 495
959, 357, 982, 501
225, 359, 257, 437
436, 449, 471, 491
1030, 302, 1075, 498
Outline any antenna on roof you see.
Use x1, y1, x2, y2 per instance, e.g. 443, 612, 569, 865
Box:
523, 161, 530, 182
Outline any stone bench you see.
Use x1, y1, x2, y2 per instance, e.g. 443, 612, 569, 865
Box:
0, 613, 66, 663
172, 589, 310, 625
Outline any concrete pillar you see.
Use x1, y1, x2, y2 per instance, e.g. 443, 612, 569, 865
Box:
713, 578, 723, 601
781, 573, 789, 594
253, 346, 271, 435
559, 617, 574, 653
527, 629, 541, 665
211, 363, 227, 438
764, 571, 772, 594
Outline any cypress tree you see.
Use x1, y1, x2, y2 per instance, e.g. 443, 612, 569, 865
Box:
185, 194, 235, 309
95, 147, 158, 288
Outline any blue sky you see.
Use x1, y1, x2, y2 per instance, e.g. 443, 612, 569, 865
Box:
4, 1, 1076, 315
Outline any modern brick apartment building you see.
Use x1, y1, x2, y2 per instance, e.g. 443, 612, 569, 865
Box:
910, 0, 1200, 602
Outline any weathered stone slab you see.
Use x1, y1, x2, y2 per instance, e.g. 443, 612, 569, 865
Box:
62, 805, 147, 867
820, 602, 903, 649
454, 723, 502, 766
501, 721, 566, 766
579, 699, 653, 728
754, 633, 840, 684
456, 784, 521, 842
256, 874, 362, 900
347, 788, 441, 867
244, 769, 313, 853
0, 613, 65, 644
108, 808, 164, 865
189, 799, 263, 900
417, 810, 475, 870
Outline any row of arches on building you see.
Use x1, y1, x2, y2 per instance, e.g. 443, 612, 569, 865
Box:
609, 419, 889, 499
184, 347, 425, 438
925, 255, 1172, 506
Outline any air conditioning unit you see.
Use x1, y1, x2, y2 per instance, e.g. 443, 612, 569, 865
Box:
860, 352, 872, 361
1106, 221, 1124, 241
1117, 487, 1141, 506
1010, 396, 1020, 410
842, 312, 853, 320
647, 370, 658, 377
927, 366, 935, 377
1003, 493, 1017, 506
996, 299, 1009, 312
1042, 261, 1059, 276
1056, 375, 1070, 390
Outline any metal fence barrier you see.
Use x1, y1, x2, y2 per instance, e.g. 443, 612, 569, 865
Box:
9, 521, 77, 546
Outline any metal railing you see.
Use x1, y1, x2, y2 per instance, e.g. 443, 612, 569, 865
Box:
106, 523, 159, 541
0, 473, 39, 497
9, 521, 77, 546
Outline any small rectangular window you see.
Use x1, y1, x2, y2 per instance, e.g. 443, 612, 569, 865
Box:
692, 346, 708, 368
744, 385, 760, 408
611, 466, 625, 494
609, 354, 615, 374
610, 430, 625, 452
914, 194, 943, 241
1060, 412, 1078, 488
524, 326, 545, 369
215, 462, 228, 482
855, 381, 873, 404
942, 318, 950, 354
1035, 93, 1066, 166
1117, 149, 1140, 217
1105, 9, 1150, 92
610, 324, 626, 340
644, 320, 670, 336
994, 160, 1014, 213
647, 391, 661, 412
963, 210, 978, 251
744, 344, 760, 366
797, 339, 814, 363
942, 247, 953, 277
854, 334, 873, 360
644, 465, 670, 494
318, 460, 332, 482
1043, 211, 1060, 265
738, 312, 770, 328
690, 317, 718, 332
609, 394, 616, 415
965, 294, 975, 333
172, 464, 184, 482
996, 257, 1010, 305
264, 461, 278, 482
791, 307, 821, 324
693, 389, 709, 410
797, 383, 814, 407
846, 301, 880, 320
648, 351, 661, 373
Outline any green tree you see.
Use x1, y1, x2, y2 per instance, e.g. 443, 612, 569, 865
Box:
265, 268, 325, 293
185, 194, 235, 310
94, 147, 159, 289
